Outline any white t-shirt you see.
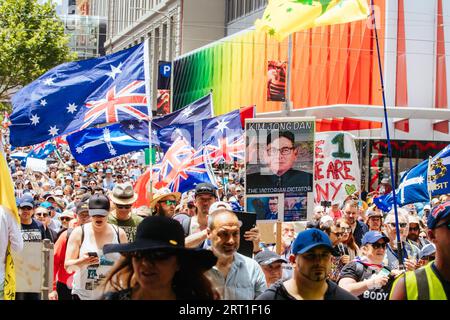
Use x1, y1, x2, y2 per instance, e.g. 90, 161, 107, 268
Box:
0, 206, 24, 289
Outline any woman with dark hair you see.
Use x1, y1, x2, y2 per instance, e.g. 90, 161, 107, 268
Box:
336, 218, 360, 260
101, 215, 218, 300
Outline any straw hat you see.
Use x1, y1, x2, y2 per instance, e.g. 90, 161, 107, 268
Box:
149, 188, 181, 208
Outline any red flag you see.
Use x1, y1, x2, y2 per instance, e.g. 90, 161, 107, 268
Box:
240, 105, 255, 129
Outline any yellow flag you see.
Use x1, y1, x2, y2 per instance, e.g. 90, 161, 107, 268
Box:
0, 134, 20, 300
255, 0, 370, 41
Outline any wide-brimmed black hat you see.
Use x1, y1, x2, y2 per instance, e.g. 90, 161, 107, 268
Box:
103, 216, 217, 270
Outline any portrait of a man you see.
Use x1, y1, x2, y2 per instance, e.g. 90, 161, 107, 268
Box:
246, 130, 313, 194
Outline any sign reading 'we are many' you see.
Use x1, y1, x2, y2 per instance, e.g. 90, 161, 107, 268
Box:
314, 132, 360, 204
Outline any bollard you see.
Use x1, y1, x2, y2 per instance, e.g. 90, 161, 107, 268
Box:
41, 239, 54, 300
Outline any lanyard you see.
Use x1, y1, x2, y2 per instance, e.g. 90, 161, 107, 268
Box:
387, 243, 407, 260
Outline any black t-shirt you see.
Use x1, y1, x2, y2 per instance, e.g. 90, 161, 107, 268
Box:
21, 219, 46, 242
338, 261, 393, 301
256, 279, 358, 300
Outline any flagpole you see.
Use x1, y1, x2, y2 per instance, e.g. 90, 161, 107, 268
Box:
371, 0, 405, 269
144, 38, 154, 208
427, 156, 432, 201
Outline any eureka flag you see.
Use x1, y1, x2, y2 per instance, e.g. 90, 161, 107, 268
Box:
66, 123, 148, 165
255, 0, 370, 41
9, 43, 147, 147
429, 144, 450, 197
373, 159, 429, 212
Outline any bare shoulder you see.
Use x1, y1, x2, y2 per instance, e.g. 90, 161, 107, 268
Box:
389, 274, 407, 300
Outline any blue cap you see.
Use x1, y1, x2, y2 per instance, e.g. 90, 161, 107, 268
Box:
292, 229, 333, 255
105, 169, 112, 173
40, 201, 53, 209
428, 201, 450, 229
361, 231, 390, 245
18, 194, 34, 208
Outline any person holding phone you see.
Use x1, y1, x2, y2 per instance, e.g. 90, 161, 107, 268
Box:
64, 194, 128, 300
338, 231, 395, 301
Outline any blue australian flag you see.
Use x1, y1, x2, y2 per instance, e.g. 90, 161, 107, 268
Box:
429, 143, 450, 196
27, 141, 56, 160
374, 159, 429, 212
121, 93, 214, 145
66, 123, 148, 165
9, 43, 147, 147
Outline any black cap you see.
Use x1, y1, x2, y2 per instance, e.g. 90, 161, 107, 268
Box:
88, 194, 110, 216
195, 183, 217, 197
254, 251, 287, 266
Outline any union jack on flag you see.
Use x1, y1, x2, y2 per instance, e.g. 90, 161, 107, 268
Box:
82, 81, 148, 130
27, 140, 56, 159
204, 135, 245, 164
10, 43, 147, 147
155, 137, 217, 193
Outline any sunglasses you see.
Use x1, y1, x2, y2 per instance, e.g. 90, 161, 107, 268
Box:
20, 206, 33, 211
131, 250, 175, 261
116, 204, 132, 209
159, 200, 177, 206
409, 226, 420, 231
36, 212, 49, 217
342, 228, 352, 233
389, 223, 407, 228
370, 242, 387, 249
332, 232, 344, 237
60, 217, 72, 222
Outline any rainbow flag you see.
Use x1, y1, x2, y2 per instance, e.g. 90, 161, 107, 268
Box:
0, 135, 20, 300
255, 0, 370, 41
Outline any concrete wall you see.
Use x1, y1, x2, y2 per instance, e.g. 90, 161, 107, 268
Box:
181, 0, 226, 55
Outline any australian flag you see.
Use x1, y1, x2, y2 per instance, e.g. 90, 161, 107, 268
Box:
429, 144, 450, 196
157, 109, 243, 154
374, 159, 429, 212
9, 43, 147, 147
66, 123, 148, 165
153, 137, 217, 193
121, 93, 214, 144
27, 141, 56, 160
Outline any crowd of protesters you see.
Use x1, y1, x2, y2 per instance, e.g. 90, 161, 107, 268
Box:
2, 131, 449, 300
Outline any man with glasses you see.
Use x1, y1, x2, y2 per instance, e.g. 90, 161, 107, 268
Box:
366, 209, 383, 232
407, 215, 430, 250
150, 187, 181, 219
384, 210, 420, 271
257, 229, 357, 300
266, 197, 279, 220
390, 201, 450, 300
246, 130, 313, 193
339, 231, 394, 300
108, 183, 143, 242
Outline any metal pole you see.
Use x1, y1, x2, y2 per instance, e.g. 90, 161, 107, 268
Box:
370, 0, 404, 269
144, 38, 154, 208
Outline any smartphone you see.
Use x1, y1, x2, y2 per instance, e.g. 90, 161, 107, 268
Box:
87, 252, 98, 257
379, 268, 390, 277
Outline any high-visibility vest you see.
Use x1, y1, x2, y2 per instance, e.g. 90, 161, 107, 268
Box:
391, 263, 447, 300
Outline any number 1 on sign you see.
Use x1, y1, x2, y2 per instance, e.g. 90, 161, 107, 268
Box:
331, 133, 351, 159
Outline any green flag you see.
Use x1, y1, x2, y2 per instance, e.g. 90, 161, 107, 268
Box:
145, 148, 156, 165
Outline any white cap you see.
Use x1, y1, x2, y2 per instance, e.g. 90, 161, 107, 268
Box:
423, 204, 431, 211
208, 201, 232, 215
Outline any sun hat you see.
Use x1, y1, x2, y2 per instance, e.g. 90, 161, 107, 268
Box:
110, 182, 138, 205
103, 216, 217, 270
292, 229, 333, 255
149, 188, 181, 208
